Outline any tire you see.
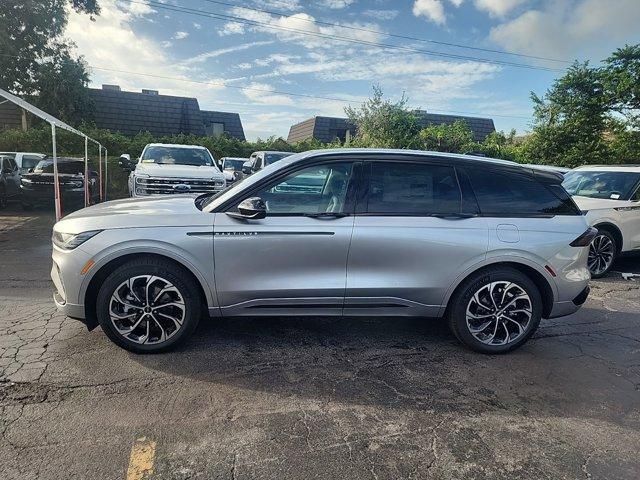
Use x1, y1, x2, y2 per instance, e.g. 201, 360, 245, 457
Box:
96, 257, 202, 353
447, 267, 543, 354
588, 229, 617, 278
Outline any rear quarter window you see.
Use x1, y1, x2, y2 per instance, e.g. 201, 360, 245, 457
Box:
465, 167, 580, 216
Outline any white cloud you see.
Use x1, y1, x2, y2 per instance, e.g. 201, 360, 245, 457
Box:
182, 41, 274, 65
449, 0, 465, 6
173, 31, 189, 40
490, 0, 640, 59
116, 0, 155, 16
192, 22, 201, 30
413, 0, 446, 25
254, 0, 301, 10
218, 21, 245, 36
237, 62, 253, 70
474, 0, 527, 17
229, 7, 384, 49
362, 9, 399, 20
317, 0, 356, 9
65, 0, 221, 98
241, 82, 295, 105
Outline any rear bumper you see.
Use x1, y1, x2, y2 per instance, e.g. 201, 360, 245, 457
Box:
548, 285, 590, 318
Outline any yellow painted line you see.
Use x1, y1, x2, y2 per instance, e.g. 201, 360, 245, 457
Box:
126, 436, 156, 480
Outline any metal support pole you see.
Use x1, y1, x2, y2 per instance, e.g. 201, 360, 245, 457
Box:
98, 146, 103, 202
104, 148, 108, 202
51, 124, 62, 221
84, 136, 89, 207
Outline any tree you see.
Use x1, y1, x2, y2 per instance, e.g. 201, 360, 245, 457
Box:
345, 85, 421, 148
34, 52, 93, 125
602, 44, 640, 128
418, 120, 473, 153
525, 61, 611, 167
0, 1, 99, 123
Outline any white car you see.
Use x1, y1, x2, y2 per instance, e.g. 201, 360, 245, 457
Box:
563, 165, 640, 277
0, 152, 47, 173
119, 144, 226, 197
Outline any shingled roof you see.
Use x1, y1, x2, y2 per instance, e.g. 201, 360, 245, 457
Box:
413, 111, 496, 142
201, 110, 246, 141
87, 86, 245, 139
0, 101, 23, 131
288, 112, 496, 144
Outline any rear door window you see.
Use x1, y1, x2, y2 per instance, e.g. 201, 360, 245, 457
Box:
366, 162, 461, 215
465, 167, 579, 216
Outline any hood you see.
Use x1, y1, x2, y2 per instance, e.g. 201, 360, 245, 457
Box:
133, 163, 224, 180
572, 195, 632, 211
54, 195, 212, 234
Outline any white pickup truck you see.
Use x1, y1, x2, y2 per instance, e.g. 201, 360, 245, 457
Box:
119, 143, 226, 197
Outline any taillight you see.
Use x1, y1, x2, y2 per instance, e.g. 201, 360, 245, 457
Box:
570, 227, 598, 247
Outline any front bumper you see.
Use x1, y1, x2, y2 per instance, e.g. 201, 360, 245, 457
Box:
51, 245, 90, 321
53, 291, 86, 320
22, 186, 86, 205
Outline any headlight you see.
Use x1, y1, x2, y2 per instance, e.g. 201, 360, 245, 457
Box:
135, 175, 149, 184
52, 230, 102, 250
68, 181, 83, 189
21, 178, 33, 185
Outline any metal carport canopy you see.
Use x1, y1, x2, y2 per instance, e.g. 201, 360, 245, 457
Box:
0, 88, 105, 220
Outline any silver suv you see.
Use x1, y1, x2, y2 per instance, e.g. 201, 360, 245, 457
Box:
51, 149, 594, 354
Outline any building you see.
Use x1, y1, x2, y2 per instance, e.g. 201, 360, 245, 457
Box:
0, 101, 26, 131
0, 85, 246, 141
89, 85, 245, 140
287, 112, 496, 144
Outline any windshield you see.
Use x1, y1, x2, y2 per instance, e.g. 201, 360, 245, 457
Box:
222, 158, 246, 171
140, 146, 215, 167
33, 159, 83, 175
265, 152, 292, 166
562, 171, 640, 200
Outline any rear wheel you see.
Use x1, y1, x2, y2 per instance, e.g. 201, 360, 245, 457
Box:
588, 230, 617, 278
448, 267, 542, 354
96, 258, 202, 353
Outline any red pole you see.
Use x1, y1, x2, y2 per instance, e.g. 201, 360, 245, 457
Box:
84, 136, 89, 206
98, 146, 103, 202
51, 124, 62, 221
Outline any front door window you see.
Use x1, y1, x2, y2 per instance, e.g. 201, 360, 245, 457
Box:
246, 162, 354, 215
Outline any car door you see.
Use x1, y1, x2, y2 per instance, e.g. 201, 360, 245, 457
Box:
213, 160, 360, 316
619, 183, 640, 249
345, 158, 489, 317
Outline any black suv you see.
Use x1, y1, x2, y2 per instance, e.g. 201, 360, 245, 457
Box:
20, 157, 99, 209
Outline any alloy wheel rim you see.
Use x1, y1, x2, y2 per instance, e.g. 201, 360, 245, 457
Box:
109, 275, 185, 345
465, 281, 532, 346
588, 234, 614, 275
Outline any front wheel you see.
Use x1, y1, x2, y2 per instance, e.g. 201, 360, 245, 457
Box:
588, 230, 617, 278
448, 267, 542, 354
96, 258, 202, 353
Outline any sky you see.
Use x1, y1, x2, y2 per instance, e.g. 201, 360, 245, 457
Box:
65, 0, 640, 140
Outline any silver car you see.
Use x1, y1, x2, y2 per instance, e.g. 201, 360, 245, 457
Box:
51, 149, 594, 354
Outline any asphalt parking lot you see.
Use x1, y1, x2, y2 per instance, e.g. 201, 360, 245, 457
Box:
1, 209, 639, 480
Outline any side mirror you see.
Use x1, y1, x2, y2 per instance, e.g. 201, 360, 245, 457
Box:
119, 154, 135, 171
227, 197, 266, 220
242, 161, 253, 175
